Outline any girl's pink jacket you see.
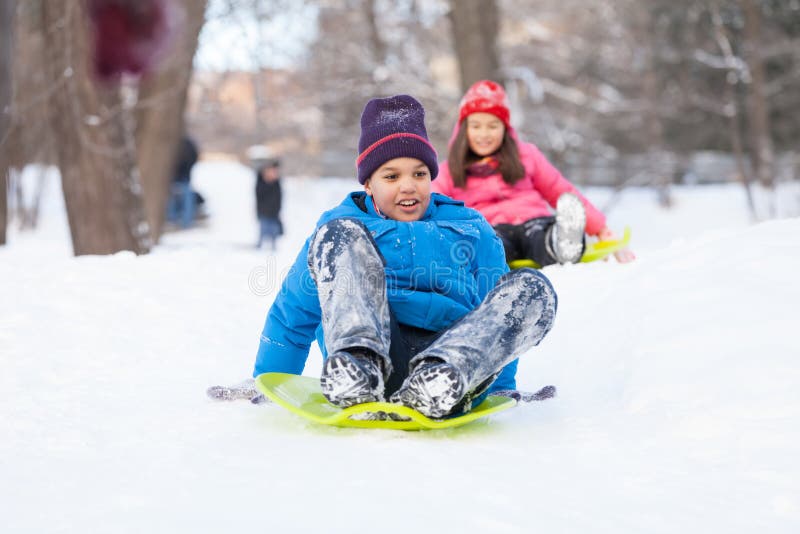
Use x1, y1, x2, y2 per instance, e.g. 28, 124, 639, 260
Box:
432, 140, 606, 236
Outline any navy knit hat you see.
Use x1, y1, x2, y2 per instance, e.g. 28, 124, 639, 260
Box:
356, 95, 439, 184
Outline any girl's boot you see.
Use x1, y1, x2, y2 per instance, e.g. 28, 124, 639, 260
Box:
547, 193, 586, 264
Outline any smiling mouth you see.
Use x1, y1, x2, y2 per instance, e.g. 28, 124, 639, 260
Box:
397, 199, 419, 207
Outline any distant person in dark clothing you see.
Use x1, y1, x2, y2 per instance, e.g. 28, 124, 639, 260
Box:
167, 136, 204, 229
255, 158, 283, 250
175, 136, 198, 184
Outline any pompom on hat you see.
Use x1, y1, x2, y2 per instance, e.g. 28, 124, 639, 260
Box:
356, 95, 439, 184
457, 80, 511, 128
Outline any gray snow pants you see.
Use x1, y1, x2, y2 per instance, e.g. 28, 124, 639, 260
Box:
308, 218, 557, 398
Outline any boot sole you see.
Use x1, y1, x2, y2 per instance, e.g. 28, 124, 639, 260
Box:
554, 193, 586, 263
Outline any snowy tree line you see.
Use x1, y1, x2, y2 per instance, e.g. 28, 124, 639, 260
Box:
1, 0, 799, 254
190, 0, 799, 214
305, 0, 799, 212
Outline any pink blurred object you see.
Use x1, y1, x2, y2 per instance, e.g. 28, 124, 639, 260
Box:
88, 0, 178, 81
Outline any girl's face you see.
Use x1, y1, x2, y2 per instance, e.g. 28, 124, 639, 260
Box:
365, 157, 431, 222
466, 112, 505, 157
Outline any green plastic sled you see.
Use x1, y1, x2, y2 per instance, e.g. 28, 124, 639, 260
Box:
508, 226, 632, 270
255, 372, 516, 430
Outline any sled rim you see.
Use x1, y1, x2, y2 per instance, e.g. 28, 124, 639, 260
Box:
255, 372, 516, 430
508, 226, 631, 269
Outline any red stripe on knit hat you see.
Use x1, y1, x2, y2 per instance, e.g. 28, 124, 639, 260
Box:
356, 133, 435, 166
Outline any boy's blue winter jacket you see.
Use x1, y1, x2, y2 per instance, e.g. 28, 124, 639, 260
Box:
253, 191, 520, 391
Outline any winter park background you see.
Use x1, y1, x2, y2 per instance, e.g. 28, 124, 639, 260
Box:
3, 1, 800, 533
2, 162, 799, 533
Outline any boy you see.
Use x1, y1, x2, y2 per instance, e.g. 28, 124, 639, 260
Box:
252, 95, 558, 418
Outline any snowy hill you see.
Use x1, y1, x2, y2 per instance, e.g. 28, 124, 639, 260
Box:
1, 161, 798, 533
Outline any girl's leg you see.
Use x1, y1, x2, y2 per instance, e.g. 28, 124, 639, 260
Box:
518, 194, 587, 265
519, 216, 558, 266
391, 268, 557, 417
307, 218, 393, 405
492, 224, 522, 262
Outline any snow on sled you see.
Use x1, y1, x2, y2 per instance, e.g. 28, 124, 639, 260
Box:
509, 226, 632, 269
255, 372, 517, 430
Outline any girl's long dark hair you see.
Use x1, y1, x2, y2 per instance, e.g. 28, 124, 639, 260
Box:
447, 121, 525, 188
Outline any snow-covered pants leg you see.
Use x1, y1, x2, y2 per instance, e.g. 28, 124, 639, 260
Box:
411, 268, 557, 395
307, 218, 393, 374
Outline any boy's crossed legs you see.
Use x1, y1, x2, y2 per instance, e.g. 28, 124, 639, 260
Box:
308, 218, 557, 419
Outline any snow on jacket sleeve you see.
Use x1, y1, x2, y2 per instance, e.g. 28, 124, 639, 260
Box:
524, 143, 607, 235
252, 239, 321, 377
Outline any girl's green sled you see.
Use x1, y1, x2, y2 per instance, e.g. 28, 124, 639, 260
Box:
508, 227, 632, 269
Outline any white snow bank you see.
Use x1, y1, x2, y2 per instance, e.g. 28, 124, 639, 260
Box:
1, 161, 798, 533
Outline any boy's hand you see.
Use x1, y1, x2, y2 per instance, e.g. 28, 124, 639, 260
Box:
597, 227, 636, 263
206, 379, 269, 404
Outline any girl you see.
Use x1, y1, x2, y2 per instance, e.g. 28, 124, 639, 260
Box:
251, 95, 558, 419
432, 80, 635, 267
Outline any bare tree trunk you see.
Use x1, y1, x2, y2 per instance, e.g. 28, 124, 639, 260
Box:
448, 0, 501, 92
135, 0, 207, 242
365, 0, 387, 65
0, 0, 16, 246
364, 0, 388, 94
642, 68, 672, 207
636, 5, 671, 207
727, 83, 758, 220
41, 1, 150, 256
252, 2, 270, 141
742, 0, 776, 214
709, 1, 757, 220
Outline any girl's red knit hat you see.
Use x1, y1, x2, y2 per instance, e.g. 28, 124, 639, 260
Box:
457, 80, 511, 128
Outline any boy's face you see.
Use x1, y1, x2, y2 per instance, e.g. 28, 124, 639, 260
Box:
364, 157, 431, 222
466, 112, 505, 157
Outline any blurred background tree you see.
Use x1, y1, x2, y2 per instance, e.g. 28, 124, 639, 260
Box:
1, 0, 799, 253
39, 0, 151, 255
448, 0, 501, 91
135, 0, 207, 240
190, 0, 798, 221
0, 0, 16, 246
2, 0, 205, 254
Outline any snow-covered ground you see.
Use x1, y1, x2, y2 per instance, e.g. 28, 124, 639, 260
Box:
2, 161, 799, 533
